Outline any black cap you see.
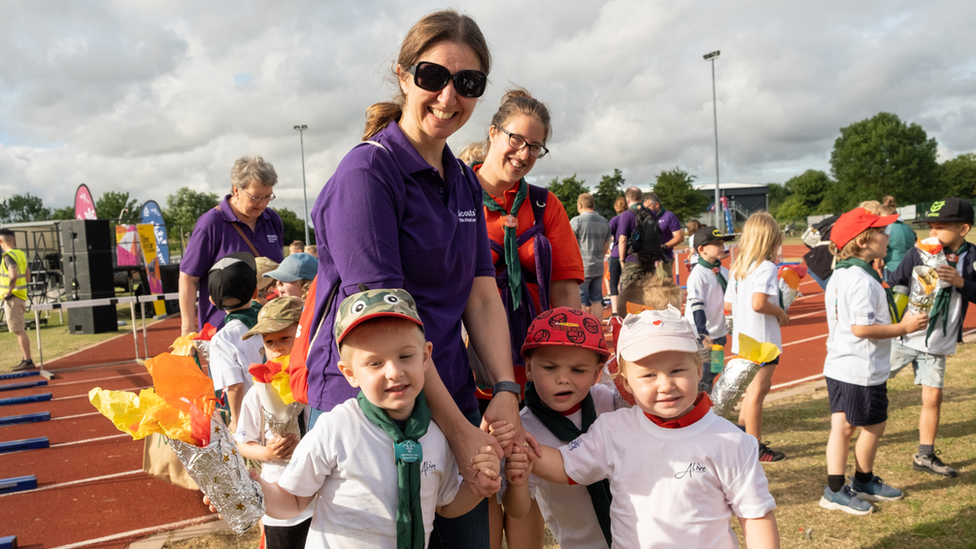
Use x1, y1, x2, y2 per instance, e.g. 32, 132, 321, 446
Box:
692, 226, 735, 248
208, 252, 257, 311
920, 198, 975, 225
0, 228, 13, 238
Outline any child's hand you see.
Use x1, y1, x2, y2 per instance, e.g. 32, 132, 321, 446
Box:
505, 442, 535, 486
936, 264, 964, 288
267, 433, 299, 461
488, 420, 516, 450
471, 445, 501, 482
901, 311, 929, 334
776, 308, 790, 326
701, 335, 713, 349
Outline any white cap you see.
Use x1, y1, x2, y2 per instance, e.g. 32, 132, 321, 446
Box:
616, 305, 699, 363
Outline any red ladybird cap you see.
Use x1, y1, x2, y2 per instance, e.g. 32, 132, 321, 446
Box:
521, 307, 610, 360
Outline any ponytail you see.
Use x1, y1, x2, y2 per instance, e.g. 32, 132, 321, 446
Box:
363, 102, 403, 141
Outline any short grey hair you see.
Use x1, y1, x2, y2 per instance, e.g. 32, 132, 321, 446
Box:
644, 192, 660, 205
231, 155, 278, 191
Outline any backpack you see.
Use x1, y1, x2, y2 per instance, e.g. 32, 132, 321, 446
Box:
628, 206, 664, 264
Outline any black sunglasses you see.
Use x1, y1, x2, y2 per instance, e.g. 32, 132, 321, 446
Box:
407, 62, 487, 98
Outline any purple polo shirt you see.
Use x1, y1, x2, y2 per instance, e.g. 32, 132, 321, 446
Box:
180, 195, 284, 330
656, 208, 682, 261
306, 122, 494, 416
608, 215, 620, 259
615, 207, 638, 263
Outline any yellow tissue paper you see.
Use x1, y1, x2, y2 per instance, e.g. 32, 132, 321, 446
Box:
737, 334, 781, 365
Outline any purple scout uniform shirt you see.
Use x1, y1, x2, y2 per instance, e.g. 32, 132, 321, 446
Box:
306, 122, 494, 416
656, 208, 682, 261
179, 195, 284, 330
615, 207, 638, 262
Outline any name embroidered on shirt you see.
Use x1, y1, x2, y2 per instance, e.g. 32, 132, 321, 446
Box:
674, 462, 707, 479
421, 460, 437, 477
457, 209, 477, 222
268, 234, 279, 242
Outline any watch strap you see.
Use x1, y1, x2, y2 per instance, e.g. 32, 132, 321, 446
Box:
493, 381, 521, 398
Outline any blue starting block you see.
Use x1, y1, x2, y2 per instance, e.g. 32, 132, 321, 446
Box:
0, 535, 18, 549
0, 393, 52, 406
0, 412, 51, 426
0, 380, 48, 392
0, 437, 49, 453
0, 371, 39, 381
0, 475, 37, 495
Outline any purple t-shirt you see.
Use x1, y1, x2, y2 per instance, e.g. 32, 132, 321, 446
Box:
180, 195, 284, 330
657, 209, 682, 261
608, 215, 620, 259
306, 122, 494, 416
615, 208, 638, 263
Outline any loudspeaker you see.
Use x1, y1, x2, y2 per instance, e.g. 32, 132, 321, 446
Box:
60, 219, 112, 254
68, 304, 118, 334
63, 251, 115, 297
158, 264, 181, 315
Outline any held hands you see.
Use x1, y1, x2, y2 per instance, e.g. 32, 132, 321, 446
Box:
936, 264, 964, 288
267, 433, 299, 461
505, 442, 536, 487
481, 391, 524, 457
469, 445, 501, 495
900, 311, 929, 334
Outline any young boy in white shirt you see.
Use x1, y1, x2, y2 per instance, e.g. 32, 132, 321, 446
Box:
523, 306, 779, 549
207, 252, 264, 432
820, 208, 928, 515
253, 288, 500, 549
684, 226, 735, 393
501, 307, 614, 549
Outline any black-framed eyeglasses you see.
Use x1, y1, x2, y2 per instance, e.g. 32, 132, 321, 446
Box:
498, 127, 549, 159
407, 62, 488, 98
240, 188, 276, 203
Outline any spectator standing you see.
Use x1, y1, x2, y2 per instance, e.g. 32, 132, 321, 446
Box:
571, 193, 611, 322
880, 204, 916, 281
0, 229, 33, 371
643, 192, 684, 279
615, 187, 645, 288
607, 197, 627, 316
289, 241, 305, 254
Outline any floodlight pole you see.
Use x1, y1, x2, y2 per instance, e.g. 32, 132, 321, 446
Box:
704, 50, 723, 233
293, 125, 310, 244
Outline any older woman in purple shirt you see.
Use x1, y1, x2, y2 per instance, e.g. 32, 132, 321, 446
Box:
305, 11, 521, 548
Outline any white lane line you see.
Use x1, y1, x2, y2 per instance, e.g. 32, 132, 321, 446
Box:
49, 434, 130, 448
48, 515, 220, 549
783, 333, 828, 347
0, 469, 143, 498
53, 373, 150, 387
52, 412, 102, 421
771, 372, 825, 391
52, 386, 152, 401
790, 310, 825, 320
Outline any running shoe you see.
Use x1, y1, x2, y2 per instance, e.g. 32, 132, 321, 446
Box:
758, 441, 785, 462
914, 452, 958, 477
819, 485, 873, 515
850, 475, 904, 502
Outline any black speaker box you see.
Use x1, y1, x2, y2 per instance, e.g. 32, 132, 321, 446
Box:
60, 219, 113, 254
67, 304, 118, 334
158, 263, 181, 315
63, 251, 115, 297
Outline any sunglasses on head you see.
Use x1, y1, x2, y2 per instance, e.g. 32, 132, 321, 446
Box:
407, 61, 487, 98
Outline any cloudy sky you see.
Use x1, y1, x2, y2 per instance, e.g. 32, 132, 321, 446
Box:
2, 0, 975, 224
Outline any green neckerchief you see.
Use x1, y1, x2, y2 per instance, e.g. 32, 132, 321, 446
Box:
482, 180, 528, 310
357, 391, 431, 549
927, 243, 968, 344
835, 258, 900, 323
697, 257, 727, 292
524, 382, 612, 548
224, 301, 261, 329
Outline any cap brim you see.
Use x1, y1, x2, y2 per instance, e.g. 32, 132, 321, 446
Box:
336, 312, 424, 345
242, 318, 294, 340
264, 268, 301, 283
870, 213, 900, 227
618, 336, 699, 363
699, 235, 735, 246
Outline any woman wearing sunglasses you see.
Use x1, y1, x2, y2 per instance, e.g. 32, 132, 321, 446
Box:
304, 11, 521, 548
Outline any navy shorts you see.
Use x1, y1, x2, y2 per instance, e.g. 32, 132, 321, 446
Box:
826, 377, 888, 426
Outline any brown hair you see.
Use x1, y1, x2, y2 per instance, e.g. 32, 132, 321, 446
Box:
618, 274, 682, 311
624, 186, 643, 203
859, 200, 882, 215
686, 219, 702, 237
363, 10, 491, 141
830, 227, 884, 260
613, 196, 627, 214
458, 142, 486, 165
488, 88, 552, 143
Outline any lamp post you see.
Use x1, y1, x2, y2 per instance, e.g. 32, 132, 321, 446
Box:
293, 124, 310, 244
703, 50, 722, 233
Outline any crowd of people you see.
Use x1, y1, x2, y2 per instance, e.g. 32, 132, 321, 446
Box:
156, 9, 974, 549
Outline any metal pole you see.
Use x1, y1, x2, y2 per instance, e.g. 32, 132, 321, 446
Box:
294, 125, 310, 244
710, 57, 722, 233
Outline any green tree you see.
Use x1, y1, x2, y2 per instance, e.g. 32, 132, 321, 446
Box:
547, 174, 589, 220
775, 170, 835, 220
941, 153, 976, 198
164, 187, 220, 236
95, 191, 140, 224
652, 168, 709, 223
767, 182, 791, 218
593, 168, 625, 219
0, 193, 51, 222
50, 206, 75, 220
272, 207, 314, 245
830, 112, 941, 209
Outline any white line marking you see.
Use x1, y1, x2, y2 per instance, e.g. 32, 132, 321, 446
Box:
0, 469, 143, 499
47, 515, 219, 549
790, 310, 825, 320
52, 386, 152, 401
53, 373, 150, 387
49, 434, 130, 447
771, 373, 825, 391
783, 333, 829, 347
52, 411, 102, 421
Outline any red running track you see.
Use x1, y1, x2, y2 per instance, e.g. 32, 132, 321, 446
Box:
3, 248, 975, 547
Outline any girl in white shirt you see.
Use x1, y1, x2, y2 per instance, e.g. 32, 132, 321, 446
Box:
725, 212, 790, 462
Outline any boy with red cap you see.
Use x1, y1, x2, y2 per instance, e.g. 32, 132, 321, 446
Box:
820, 207, 928, 515
888, 197, 976, 477
499, 307, 614, 549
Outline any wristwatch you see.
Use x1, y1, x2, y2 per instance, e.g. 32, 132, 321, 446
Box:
493, 381, 521, 399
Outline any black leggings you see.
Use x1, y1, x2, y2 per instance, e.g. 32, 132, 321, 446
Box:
608, 256, 622, 296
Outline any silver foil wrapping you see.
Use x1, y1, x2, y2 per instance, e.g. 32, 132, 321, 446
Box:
193, 340, 212, 364
262, 404, 304, 439
169, 413, 264, 535
725, 314, 734, 336
906, 248, 949, 316
710, 358, 761, 416
599, 364, 633, 410
779, 279, 800, 312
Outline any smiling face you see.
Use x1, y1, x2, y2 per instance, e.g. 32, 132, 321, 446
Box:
337, 320, 431, 421
262, 323, 298, 361
620, 351, 701, 419
525, 345, 604, 413
483, 114, 546, 184
397, 41, 481, 146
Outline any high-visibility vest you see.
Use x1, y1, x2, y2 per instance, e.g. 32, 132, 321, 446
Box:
1, 248, 27, 301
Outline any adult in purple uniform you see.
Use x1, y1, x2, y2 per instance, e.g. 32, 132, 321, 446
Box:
643, 191, 684, 277
179, 156, 284, 335
305, 11, 520, 549
607, 196, 627, 316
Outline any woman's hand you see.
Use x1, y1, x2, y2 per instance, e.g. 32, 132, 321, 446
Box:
452, 422, 505, 497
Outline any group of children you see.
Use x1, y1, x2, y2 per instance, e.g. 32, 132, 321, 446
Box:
197, 195, 973, 548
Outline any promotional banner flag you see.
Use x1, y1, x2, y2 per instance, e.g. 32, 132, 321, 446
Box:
137, 223, 167, 316
140, 200, 171, 265
116, 225, 140, 266
74, 184, 97, 220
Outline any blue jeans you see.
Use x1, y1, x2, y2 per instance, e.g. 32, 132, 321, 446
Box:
429, 408, 490, 549
808, 269, 830, 290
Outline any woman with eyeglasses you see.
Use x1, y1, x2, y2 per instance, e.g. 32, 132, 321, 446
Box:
303, 11, 521, 548
179, 155, 284, 336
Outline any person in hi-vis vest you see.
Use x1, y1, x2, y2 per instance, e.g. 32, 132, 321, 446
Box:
0, 228, 33, 371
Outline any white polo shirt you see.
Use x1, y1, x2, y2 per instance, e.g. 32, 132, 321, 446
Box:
685, 263, 730, 339
823, 266, 892, 386
725, 260, 782, 354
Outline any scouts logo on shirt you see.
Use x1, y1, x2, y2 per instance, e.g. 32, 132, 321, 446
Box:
457, 209, 477, 223
568, 438, 583, 451
268, 234, 279, 243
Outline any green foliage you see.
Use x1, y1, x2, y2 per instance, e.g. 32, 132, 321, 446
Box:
766, 183, 791, 218
95, 191, 140, 224
941, 153, 976, 199
651, 168, 709, 223
830, 112, 941, 209
775, 170, 835, 220
164, 187, 220, 235
271, 207, 314, 245
0, 194, 51, 222
547, 174, 589, 220
593, 168, 626, 219
50, 206, 75, 220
